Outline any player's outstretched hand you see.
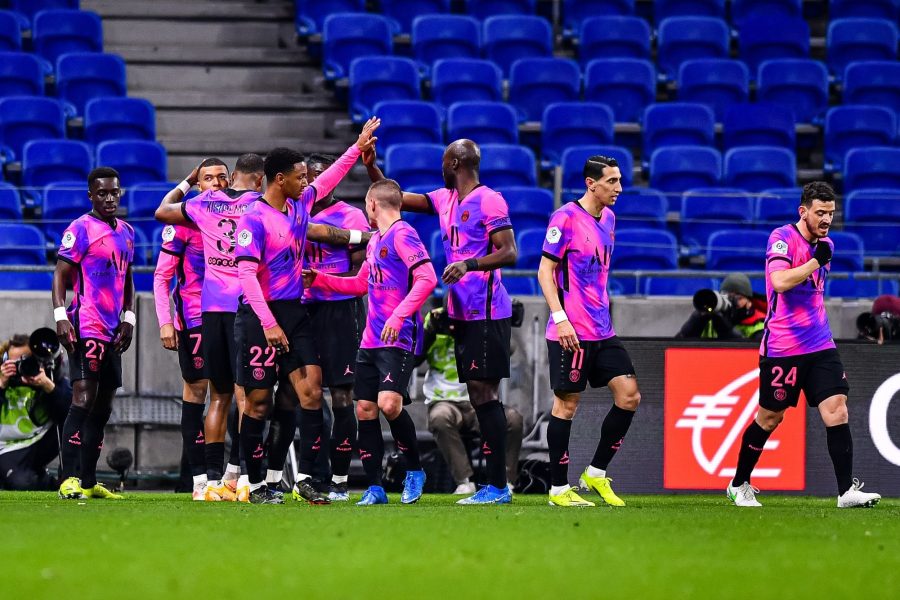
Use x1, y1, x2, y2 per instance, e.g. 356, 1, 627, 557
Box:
302, 268, 318, 289
265, 325, 290, 356
557, 320, 581, 353
813, 240, 832, 267
357, 117, 381, 152
113, 322, 134, 354
381, 315, 403, 344
56, 320, 77, 354
442, 260, 469, 285
160, 323, 178, 351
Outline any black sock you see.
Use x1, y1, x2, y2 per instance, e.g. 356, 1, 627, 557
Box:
181, 402, 206, 477
266, 408, 296, 472
60, 405, 88, 480
240, 414, 266, 485
298, 407, 324, 478
474, 401, 509, 488
80, 405, 111, 489
357, 418, 384, 487
227, 408, 241, 469
591, 405, 635, 470
205, 442, 225, 481
547, 415, 573, 487
731, 421, 772, 486
387, 408, 421, 470
330, 405, 356, 478
826, 423, 854, 495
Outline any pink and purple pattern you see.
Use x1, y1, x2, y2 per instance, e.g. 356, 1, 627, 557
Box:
302, 200, 370, 303
157, 224, 205, 330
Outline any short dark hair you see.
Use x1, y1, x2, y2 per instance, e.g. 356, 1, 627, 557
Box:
583, 155, 619, 181
307, 153, 336, 168
801, 181, 836, 207
198, 157, 228, 171
234, 153, 264, 175
264, 147, 305, 181
368, 178, 402, 208
88, 166, 119, 187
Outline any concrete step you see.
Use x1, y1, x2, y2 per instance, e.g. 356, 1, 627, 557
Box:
160, 137, 350, 156
127, 64, 316, 94
140, 90, 339, 111
102, 19, 295, 49
83, 0, 293, 20
108, 45, 312, 66
155, 109, 327, 139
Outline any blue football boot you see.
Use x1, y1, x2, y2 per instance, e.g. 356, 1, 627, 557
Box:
400, 469, 426, 504
356, 485, 389, 506
456, 484, 513, 505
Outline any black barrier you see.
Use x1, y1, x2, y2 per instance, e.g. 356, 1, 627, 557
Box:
567, 339, 900, 496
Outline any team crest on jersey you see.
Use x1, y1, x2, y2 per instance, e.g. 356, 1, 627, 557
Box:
252, 367, 265, 381
771, 240, 788, 255
61, 231, 76, 249
193, 357, 204, 370
162, 225, 176, 242
461, 210, 470, 222
546, 226, 561, 244
88, 360, 99, 372
380, 247, 388, 258
237, 230, 253, 247
774, 388, 787, 401
569, 369, 581, 383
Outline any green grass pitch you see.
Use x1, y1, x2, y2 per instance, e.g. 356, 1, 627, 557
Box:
1, 492, 898, 599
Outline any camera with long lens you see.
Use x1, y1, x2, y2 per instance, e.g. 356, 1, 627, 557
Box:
856, 311, 900, 343
693, 289, 732, 314
12, 328, 60, 381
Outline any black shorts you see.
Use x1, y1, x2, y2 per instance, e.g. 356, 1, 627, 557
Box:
177, 325, 206, 383
548, 337, 636, 393
201, 312, 237, 392
758, 348, 849, 411
307, 297, 365, 388
235, 300, 319, 390
451, 317, 511, 383
68, 337, 122, 389
353, 347, 414, 403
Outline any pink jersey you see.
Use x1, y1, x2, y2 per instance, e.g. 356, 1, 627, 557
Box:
542, 201, 616, 342
182, 188, 260, 313
425, 185, 513, 321
58, 214, 134, 342
153, 224, 205, 330
302, 200, 370, 303
761, 224, 836, 357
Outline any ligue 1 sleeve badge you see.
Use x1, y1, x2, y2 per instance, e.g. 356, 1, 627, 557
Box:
61, 231, 76, 249
162, 225, 176, 242
237, 230, 253, 247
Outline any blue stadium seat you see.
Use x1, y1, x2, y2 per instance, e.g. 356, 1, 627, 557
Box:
0, 11, 21, 51
372, 101, 442, 150
612, 228, 679, 270
411, 15, 481, 75
402, 212, 440, 246
83, 97, 156, 145
503, 276, 538, 295
562, 0, 634, 38
508, 57, 581, 122
843, 61, 900, 114
322, 14, 393, 81
515, 227, 546, 269
465, 0, 536, 19
431, 59, 503, 112
22, 140, 92, 189
757, 59, 829, 123
579, 16, 651, 66
827, 19, 899, 77
706, 229, 770, 270
96, 140, 167, 184
724, 146, 796, 192
0, 52, 44, 98
732, 0, 802, 24
131, 226, 151, 267
0, 96, 65, 160
739, 16, 809, 76
349, 57, 420, 123
0, 223, 46, 265
428, 229, 447, 279
614, 188, 668, 230
122, 182, 174, 220
584, 58, 656, 122
33, 9, 102, 64
483, 15, 552, 77
498, 186, 553, 231
756, 187, 801, 230
828, 275, 900, 298
447, 101, 518, 145
843, 187, 900, 256
824, 106, 896, 172
844, 147, 900, 191
657, 16, 729, 80
294, 0, 365, 36
642, 103, 716, 160
677, 59, 749, 120
826, 231, 865, 272
41, 181, 87, 240
830, 0, 900, 20
9, 0, 79, 23
541, 102, 614, 167
722, 103, 796, 150
655, 0, 725, 20
381, 0, 450, 34
0, 182, 22, 221
680, 187, 755, 251
385, 143, 445, 189
561, 145, 634, 200
0, 271, 53, 291
479, 144, 536, 188
644, 276, 720, 296
55, 52, 126, 115
649, 146, 722, 200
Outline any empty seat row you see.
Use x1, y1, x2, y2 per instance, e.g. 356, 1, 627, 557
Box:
0, 9, 101, 62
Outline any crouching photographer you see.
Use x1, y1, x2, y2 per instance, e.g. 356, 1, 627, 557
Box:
676, 274, 767, 341
0, 328, 72, 490
856, 294, 900, 345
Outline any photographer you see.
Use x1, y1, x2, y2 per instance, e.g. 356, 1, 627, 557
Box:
677, 274, 766, 341
857, 294, 900, 345
0, 330, 72, 490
